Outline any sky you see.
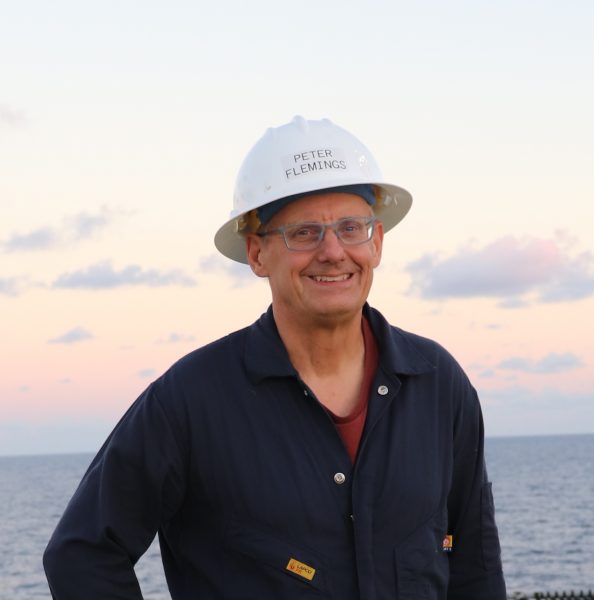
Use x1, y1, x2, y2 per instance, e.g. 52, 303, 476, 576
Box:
1, 0, 593, 456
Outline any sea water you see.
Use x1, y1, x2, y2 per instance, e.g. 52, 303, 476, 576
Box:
1, 434, 593, 598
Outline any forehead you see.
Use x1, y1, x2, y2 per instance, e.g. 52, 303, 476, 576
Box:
268, 192, 373, 226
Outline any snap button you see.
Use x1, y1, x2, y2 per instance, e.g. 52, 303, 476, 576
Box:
377, 385, 389, 395
333, 472, 346, 485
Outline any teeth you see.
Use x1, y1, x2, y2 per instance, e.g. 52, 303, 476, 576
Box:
313, 274, 350, 282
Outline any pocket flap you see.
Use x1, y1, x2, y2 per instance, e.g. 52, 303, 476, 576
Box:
226, 521, 326, 591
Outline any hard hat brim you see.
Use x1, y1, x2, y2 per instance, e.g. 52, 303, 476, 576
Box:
213, 183, 412, 264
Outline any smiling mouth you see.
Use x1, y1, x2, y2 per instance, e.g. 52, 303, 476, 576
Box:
310, 274, 352, 282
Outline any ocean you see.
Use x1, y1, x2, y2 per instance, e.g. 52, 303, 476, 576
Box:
1, 434, 593, 598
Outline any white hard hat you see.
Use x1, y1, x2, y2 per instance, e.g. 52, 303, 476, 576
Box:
214, 115, 412, 263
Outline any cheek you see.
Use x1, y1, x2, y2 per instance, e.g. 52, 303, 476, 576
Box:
358, 243, 381, 270
265, 255, 300, 285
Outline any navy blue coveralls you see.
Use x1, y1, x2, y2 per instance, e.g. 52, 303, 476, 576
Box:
44, 305, 506, 599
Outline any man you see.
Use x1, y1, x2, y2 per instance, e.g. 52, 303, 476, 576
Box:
44, 116, 506, 599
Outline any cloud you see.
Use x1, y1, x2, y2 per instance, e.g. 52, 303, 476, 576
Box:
479, 369, 496, 378
485, 384, 594, 410
481, 385, 594, 437
0, 104, 26, 127
157, 332, 196, 344
52, 261, 196, 289
0, 278, 19, 296
66, 205, 118, 241
2, 228, 58, 252
406, 233, 594, 305
497, 352, 584, 374
1, 206, 117, 252
199, 254, 256, 287
48, 326, 94, 345
497, 297, 529, 309
138, 368, 156, 379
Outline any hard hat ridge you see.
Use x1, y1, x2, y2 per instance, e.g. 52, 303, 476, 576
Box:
293, 114, 311, 133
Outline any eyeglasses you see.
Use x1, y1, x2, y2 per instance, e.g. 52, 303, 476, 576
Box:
257, 216, 377, 251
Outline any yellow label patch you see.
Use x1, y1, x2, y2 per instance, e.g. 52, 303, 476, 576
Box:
442, 534, 453, 552
286, 558, 316, 581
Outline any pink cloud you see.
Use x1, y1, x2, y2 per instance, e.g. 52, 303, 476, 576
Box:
406, 233, 594, 304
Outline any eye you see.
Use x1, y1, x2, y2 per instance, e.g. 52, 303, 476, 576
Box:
338, 219, 364, 235
287, 224, 321, 240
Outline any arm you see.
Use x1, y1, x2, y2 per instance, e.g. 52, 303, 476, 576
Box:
446, 381, 507, 600
43, 385, 187, 599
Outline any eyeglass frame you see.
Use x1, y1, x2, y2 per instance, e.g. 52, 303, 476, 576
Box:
255, 215, 378, 252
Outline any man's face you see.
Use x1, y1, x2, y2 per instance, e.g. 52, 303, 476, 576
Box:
246, 192, 384, 327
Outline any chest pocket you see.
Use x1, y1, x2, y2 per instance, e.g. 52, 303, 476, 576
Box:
225, 520, 328, 597
394, 510, 449, 600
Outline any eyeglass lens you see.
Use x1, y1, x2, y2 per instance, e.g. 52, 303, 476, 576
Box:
284, 217, 373, 250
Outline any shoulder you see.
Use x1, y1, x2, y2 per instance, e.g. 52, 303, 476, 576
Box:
366, 305, 472, 390
393, 326, 458, 368
159, 323, 252, 388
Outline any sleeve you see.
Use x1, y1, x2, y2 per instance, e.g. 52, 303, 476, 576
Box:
446, 377, 507, 600
43, 383, 188, 599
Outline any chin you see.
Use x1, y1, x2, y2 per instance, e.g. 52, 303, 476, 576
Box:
307, 300, 364, 323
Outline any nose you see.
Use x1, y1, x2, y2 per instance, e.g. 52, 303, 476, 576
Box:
316, 226, 346, 261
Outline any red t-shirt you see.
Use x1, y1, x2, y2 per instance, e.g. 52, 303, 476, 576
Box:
328, 317, 379, 463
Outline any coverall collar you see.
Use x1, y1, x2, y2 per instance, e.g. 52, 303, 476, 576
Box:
244, 304, 435, 384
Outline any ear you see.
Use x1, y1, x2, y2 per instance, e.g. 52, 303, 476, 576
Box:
246, 234, 269, 277
371, 220, 384, 268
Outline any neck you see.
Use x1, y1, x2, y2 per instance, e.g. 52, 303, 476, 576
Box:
272, 306, 365, 377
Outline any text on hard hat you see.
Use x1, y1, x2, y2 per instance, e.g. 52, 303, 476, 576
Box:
283, 148, 347, 180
